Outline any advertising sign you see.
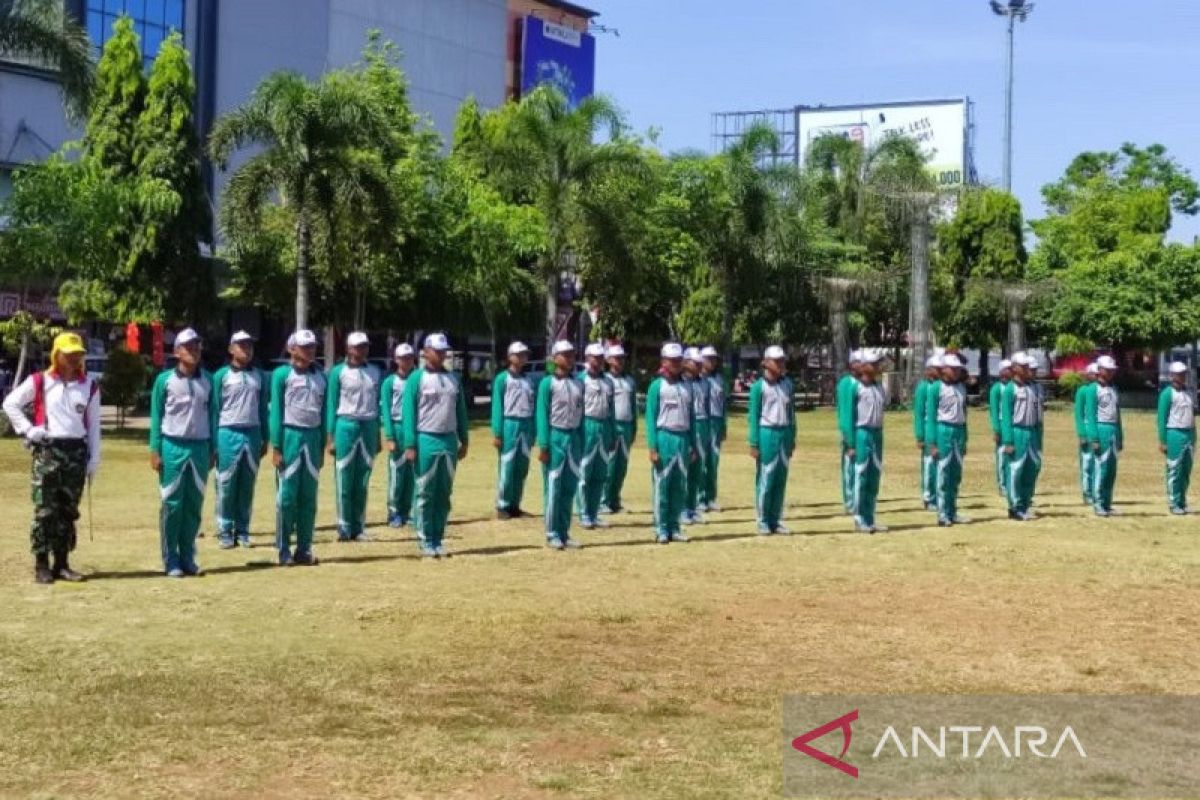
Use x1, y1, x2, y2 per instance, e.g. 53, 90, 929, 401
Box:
798, 100, 970, 188
521, 16, 596, 108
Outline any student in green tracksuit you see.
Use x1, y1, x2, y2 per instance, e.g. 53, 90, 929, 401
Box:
1075, 363, 1099, 505
577, 343, 615, 529
700, 345, 726, 511
491, 341, 535, 520
381, 343, 417, 527
402, 333, 469, 558
646, 343, 694, 543
839, 352, 887, 533
837, 351, 863, 514
603, 344, 637, 514
1084, 355, 1123, 517
1158, 361, 1195, 515
270, 330, 327, 566
326, 332, 382, 541
682, 347, 709, 525
749, 345, 796, 535
925, 353, 969, 527
989, 359, 1013, 498
149, 328, 218, 577
1001, 353, 1043, 521
537, 341, 584, 549
213, 331, 269, 549
914, 354, 942, 510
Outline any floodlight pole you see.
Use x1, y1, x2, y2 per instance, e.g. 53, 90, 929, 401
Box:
993, 2, 1034, 193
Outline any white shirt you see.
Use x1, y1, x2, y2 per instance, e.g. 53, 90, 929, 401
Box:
3, 372, 101, 473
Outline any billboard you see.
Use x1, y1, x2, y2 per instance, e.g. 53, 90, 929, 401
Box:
521, 16, 596, 108
797, 100, 971, 188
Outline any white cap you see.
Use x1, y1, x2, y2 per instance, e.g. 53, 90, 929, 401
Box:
394, 343, 415, 358
347, 331, 369, 348
1026, 355, 1040, 370
1170, 361, 1188, 374
584, 342, 606, 358
175, 328, 201, 347
507, 341, 530, 356
942, 353, 964, 369
229, 330, 254, 345
606, 344, 626, 358
424, 333, 450, 351
999, 359, 1012, 371
661, 342, 684, 359
286, 333, 296, 349
684, 347, 703, 363
849, 349, 863, 363
551, 340, 575, 356
926, 354, 943, 369
293, 329, 318, 348
700, 346, 719, 359
859, 351, 882, 365
1097, 355, 1118, 371
1010, 352, 1030, 367
763, 345, 786, 361
1085, 362, 1099, 376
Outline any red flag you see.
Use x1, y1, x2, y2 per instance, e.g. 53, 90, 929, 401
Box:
125, 322, 140, 354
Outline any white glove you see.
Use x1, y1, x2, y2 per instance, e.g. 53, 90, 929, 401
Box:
26, 426, 48, 444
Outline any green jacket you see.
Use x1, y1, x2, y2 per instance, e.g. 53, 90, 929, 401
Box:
379, 372, 411, 444
923, 380, 969, 453
490, 369, 534, 438
268, 365, 327, 451
747, 376, 796, 450
401, 368, 469, 451
836, 373, 856, 448
148, 368, 218, 454
645, 376, 694, 456
1073, 381, 1095, 439
1082, 381, 1123, 449
212, 365, 269, 436
912, 378, 933, 443
1157, 385, 1195, 445
988, 379, 1007, 436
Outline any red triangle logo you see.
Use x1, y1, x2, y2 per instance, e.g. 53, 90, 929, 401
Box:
791, 709, 859, 779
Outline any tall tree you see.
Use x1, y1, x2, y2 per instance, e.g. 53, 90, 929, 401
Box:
83, 15, 144, 176
209, 69, 391, 329
132, 31, 213, 322
0, 0, 93, 119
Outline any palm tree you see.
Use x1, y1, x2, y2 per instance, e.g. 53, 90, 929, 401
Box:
500, 86, 632, 350
0, 0, 93, 119
208, 70, 391, 329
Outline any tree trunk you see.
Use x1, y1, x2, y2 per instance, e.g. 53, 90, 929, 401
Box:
545, 270, 558, 355
295, 212, 311, 331
906, 207, 932, 400
829, 295, 849, 377
720, 266, 734, 355
1007, 301, 1026, 354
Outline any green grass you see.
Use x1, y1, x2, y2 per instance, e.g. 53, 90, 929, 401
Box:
0, 409, 1196, 799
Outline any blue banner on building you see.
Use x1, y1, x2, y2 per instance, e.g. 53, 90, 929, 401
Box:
521, 16, 596, 108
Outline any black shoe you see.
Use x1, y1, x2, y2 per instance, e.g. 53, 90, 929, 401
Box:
34, 555, 54, 585
511, 507, 525, 518
1007, 509, 1022, 521
496, 509, 512, 521
292, 551, 319, 566
52, 551, 85, 582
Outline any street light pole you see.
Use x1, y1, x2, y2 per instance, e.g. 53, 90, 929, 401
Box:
990, 1, 1034, 193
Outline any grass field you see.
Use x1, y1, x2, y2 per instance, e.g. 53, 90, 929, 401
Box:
0, 407, 1196, 799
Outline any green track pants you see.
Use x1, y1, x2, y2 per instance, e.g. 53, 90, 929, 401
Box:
1165, 427, 1194, 512
543, 427, 582, 541
385, 420, 415, 523
413, 432, 459, 548
276, 425, 323, 559
496, 417, 534, 513
995, 441, 1009, 497
159, 436, 210, 572
686, 419, 710, 515
921, 443, 937, 508
333, 418, 379, 538
603, 421, 634, 511
652, 429, 690, 538
934, 423, 965, 524
755, 426, 791, 531
1079, 443, 1096, 505
215, 426, 261, 539
703, 425, 721, 507
577, 418, 613, 522
1093, 423, 1120, 514
1006, 426, 1042, 514
851, 427, 883, 529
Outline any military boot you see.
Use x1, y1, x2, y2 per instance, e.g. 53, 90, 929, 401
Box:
34, 554, 54, 585
52, 549, 85, 582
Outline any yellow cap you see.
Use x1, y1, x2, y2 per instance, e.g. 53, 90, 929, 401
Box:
53, 332, 86, 356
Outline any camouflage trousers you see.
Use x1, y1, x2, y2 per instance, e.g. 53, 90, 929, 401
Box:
30, 439, 87, 556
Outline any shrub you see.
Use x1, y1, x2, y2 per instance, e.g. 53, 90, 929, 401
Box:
1057, 370, 1085, 399
101, 345, 149, 428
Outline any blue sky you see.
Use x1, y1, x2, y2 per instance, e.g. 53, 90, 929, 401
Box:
588, 0, 1200, 241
